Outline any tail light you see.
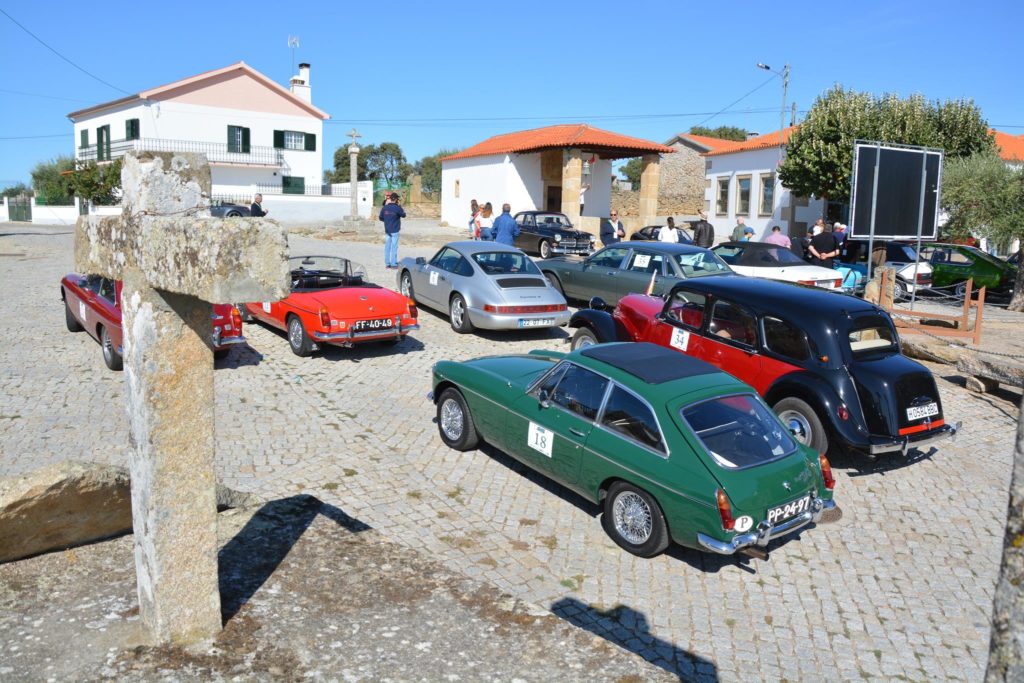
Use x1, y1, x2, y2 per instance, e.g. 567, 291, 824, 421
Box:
832, 278, 842, 289
482, 303, 567, 314
915, 273, 931, 284
408, 304, 418, 319
716, 488, 735, 531
797, 280, 815, 286
837, 404, 849, 421
319, 305, 330, 328
819, 454, 835, 490
230, 306, 242, 331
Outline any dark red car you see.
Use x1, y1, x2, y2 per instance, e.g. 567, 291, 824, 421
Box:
61, 273, 245, 370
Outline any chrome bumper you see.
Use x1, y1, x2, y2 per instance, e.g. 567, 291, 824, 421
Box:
697, 498, 835, 555
211, 329, 246, 348
551, 245, 594, 255
868, 421, 960, 455
312, 324, 419, 343
466, 308, 570, 330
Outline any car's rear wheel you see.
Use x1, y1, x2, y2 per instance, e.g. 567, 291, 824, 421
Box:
100, 326, 122, 371
602, 481, 669, 558
64, 297, 83, 332
539, 240, 552, 259
436, 387, 479, 451
955, 281, 969, 299
774, 397, 828, 454
449, 294, 473, 334
571, 327, 599, 350
545, 272, 566, 299
894, 278, 908, 302
400, 271, 415, 301
226, 210, 242, 218
287, 315, 313, 357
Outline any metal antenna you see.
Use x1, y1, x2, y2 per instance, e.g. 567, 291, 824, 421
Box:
288, 36, 300, 75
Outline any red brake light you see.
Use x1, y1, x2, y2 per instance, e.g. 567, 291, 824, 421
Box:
819, 453, 835, 490
833, 279, 842, 289
716, 488, 735, 531
482, 303, 567, 314
230, 306, 242, 329
319, 305, 330, 328
837, 404, 849, 421
916, 273, 931, 284
408, 304, 418, 319
797, 280, 815, 286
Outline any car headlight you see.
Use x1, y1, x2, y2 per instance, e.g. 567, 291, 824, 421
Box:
553, 233, 562, 242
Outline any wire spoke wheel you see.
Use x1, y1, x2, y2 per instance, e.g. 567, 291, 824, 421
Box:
440, 397, 464, 441
612, 491, 653, 545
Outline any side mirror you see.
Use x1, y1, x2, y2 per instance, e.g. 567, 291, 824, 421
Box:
415, 257, 426, 265
589, 297, 608, 312
538, 389, 551, 409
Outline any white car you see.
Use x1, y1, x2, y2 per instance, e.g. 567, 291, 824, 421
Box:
712, 242, 843, 289
839, 241, 933, 301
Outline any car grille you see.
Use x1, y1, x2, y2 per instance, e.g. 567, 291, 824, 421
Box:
495, 277, 547, 288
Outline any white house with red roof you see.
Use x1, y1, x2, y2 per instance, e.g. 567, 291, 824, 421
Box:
65, 62, 370, 219
441, 124, 674, 233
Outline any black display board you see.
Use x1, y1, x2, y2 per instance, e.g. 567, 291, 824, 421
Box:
849, 144, 943, 240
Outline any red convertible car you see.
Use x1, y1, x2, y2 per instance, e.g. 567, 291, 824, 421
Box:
241, 255, 419, 356
61, 273, 245, 370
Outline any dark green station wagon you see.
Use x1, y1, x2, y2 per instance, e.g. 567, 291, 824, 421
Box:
430, 343, 836, 558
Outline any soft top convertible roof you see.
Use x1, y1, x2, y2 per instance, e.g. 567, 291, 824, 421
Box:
580, 342, 717, 384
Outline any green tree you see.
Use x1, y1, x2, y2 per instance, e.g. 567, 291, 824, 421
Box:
620, 157, 643, 187
413, 148, 460, 195
942, 151, 1024, 310
30, 156, 75, 203
1, 182, 30, 198
779, 85, 993, 203
688, 125, 748, 141
327, 144, 371, 183
366, 142, 412, 187
67, 159, 123, 205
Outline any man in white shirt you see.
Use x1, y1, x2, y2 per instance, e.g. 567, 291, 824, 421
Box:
659, 217, 680, 243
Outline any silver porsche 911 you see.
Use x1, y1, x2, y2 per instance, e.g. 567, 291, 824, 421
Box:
396, 241, 569, 334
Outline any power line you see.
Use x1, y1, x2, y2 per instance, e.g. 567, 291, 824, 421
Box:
0, 134, 67, 140
0, 88, 94, 103
324, 108, 782, 125
693, 76, 779, 129
0, 8, 129, 95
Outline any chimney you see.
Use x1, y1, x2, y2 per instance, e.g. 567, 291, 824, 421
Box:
290, 62, 312, 103
746, 131, 760, 140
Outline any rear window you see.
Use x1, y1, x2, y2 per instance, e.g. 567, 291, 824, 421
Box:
471, 251, 540, 276
848, 317, 898, 355
681, 394, 796, 469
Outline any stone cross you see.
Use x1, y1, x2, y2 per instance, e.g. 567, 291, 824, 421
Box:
347, 128, 362, 220
74, 151, 289, 644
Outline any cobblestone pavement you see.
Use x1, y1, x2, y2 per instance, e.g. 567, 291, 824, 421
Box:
2, 224, 1020, 681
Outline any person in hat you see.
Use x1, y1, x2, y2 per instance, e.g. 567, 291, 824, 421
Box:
741, 226, 755, 242
379, 192, 406, 269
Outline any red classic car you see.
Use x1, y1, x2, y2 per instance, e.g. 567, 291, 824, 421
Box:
61, 273, 245, 370
241, 255, 419, 356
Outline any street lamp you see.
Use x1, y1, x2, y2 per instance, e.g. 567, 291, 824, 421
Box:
757, 62, 789, 222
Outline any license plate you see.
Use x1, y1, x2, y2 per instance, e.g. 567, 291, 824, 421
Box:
519, 318, 555, 328
353, 317, 395, 331
817, 280, 836, 289
766, 494, 811, 525
906, 402, 939, 421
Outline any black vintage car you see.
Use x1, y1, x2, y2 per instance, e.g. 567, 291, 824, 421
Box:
630, 224, 694, 244
568, 276, 959, 457
513, 211, 595, 259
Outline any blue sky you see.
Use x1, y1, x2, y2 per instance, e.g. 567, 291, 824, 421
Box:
1, 0, 1021, 186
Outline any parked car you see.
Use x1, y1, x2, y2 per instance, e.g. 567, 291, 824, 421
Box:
431, 342, 836, 558
630, 225, 694, 244
540, 241, 734, 306
397, 241, 568, 333
513, 211, 595, 259
61, 273, 245, 370
210, 202, 251, 218
568, 277, 958, 457
919, 243, 1017, 297
838, 240, 931, 301
242, 255, 418, 356
712, 241, 843, 290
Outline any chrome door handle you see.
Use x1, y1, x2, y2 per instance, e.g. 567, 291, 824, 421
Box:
569, 428, 586, 437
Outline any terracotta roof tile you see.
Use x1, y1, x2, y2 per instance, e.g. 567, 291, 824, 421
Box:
671, 133, 739, 152
992, 129, 1024, 163
442, 124, 674, 161
703, 127, 798, 157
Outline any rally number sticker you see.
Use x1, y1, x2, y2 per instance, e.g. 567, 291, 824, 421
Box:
78, 301, 87, 321
634, 254, 651, 269
429, 270, 439, 286
528, 422, 553, 458
670, 327, 689, 351
262, 302, 272, 313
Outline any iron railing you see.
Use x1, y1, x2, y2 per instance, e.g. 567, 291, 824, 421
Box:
77, 137, 284, 167
255, 182, 354, 197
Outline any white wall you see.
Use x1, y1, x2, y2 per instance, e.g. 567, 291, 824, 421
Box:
582, 158, 613, 218
0, 198, 7, 222
441, 154, 513, 226
31, 200, 78, 225
72, 99, 324, 187
260, 193, 371, 223
704, 146, 824, 243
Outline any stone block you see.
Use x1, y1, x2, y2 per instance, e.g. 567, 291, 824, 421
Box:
957, 354, 1024, 391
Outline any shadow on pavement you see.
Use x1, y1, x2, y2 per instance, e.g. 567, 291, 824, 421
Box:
551, 597, 718, 681
218, 495, 370, 623
828, 442, 938, 478
244, 319, 426, 361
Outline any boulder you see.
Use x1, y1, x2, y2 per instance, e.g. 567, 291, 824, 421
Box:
957, 354, 1024, 393
0, 460, 261, 564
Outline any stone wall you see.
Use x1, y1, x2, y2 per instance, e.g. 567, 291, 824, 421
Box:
610, 187, 702, 225
659, 142, 708, 215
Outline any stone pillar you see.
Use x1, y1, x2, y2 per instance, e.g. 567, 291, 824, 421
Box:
638, 154, 661, 228
561, 149, 583, 224
410, 174, 424, 204
121, 268, 221, 643
349, 144, 360, 220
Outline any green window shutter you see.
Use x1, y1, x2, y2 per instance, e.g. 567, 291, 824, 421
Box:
227, 126, 238, 153
304, 133, 316, 151
282, 176, 304, 194
80, 129, 88, 148
241, 127, 251, 153
273, 130, 285, 149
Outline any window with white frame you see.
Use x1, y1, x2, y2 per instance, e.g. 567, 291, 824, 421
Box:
759, 173, 775, 217
284, 131, 306, 150
735, 175, 751, 216
715, 177, 729, 216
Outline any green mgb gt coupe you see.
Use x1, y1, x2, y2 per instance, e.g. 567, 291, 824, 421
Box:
430, 342, 836, 559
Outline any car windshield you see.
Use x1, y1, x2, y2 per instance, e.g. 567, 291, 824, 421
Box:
847, 316, 898, 355
471, 251, 541, 276
681, 394, 796, 469
674, 251, 733, 278
289, 256, 368, 290
532, 213, 572, 228
717, 244, 805, 267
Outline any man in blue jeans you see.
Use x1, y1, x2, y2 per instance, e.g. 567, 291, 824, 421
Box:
379, 192, 406, 268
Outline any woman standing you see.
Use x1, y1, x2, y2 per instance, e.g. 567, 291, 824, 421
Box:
469, 199, 481, 239
478, 202, 495, 241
